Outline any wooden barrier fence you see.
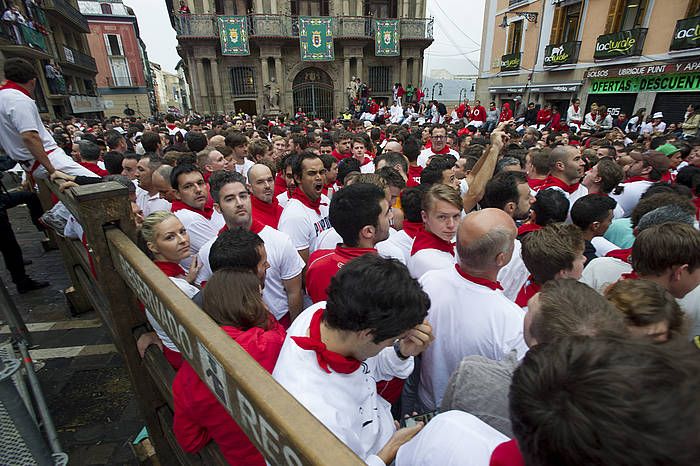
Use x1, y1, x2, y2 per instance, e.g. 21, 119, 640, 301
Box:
38, 178, 364, 466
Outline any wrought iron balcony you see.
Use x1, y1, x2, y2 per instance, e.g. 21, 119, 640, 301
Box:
173, 13, 433, 41
43, 0, 90, 33
57, 44, 97, 72
0, 22, 50, 55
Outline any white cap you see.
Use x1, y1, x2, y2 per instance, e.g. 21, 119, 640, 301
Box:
653, 112, 664, 119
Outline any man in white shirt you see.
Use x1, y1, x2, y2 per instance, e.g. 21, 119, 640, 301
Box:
169, 164, 224, 263
407, 184, 462, 279
417, 125, 459, 167
195, 146, 229, 182
273, 254, 434, 466
224, 131, 254, 181
0, 58, 96, 181
534, 145, 588, 207
610, 150, 670, 217
278, 152, 331, 263
196, 171, 304, 325
387, 186, 425, 264
135, 152, 171, 217
418, 208, 528, 411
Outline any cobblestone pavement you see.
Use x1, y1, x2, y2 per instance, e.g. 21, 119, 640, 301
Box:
0, 203, 142, 465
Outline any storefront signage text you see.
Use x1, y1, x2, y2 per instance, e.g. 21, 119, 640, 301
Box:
501, 52, 521, 72
671, 16, 700, 51
589, 73, 700, 94
594, 29, 646, 59
543, 41, 580, 67
585, 60, 700, 79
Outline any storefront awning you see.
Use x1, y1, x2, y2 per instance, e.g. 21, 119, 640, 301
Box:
488, 82, 581, 94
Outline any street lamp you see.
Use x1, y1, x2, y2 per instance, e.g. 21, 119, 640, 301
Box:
458, 88, 467, 102
431, 82, 443, 100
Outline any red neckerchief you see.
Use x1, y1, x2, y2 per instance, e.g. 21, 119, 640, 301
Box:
693, 196, 700, 220
251, 195, 283, 229
659, 171, 672, 183
515, 276, 541, 307
517, 223, 542, 237
572, 104, 579, 113
430, 144, 451, 155
291, 189, 326, 215
171, 199, 214, 220
331, 149, 351, 161
621, 270, 639, 280
527, 177, 546, 190
424, 140, 432, 149
455, 264, 503, 290
361, 155, 373, 166
154, 261, 185, 277
0, 80, 32, 98
489, 439, 525, 466
606, 247, 632, 263
334, 245, 377, 262
624, 175, 648, 183
291, 309, 362, 374
274, 172, 287, 196
411, 230, 455, 256
218, 218, 265, 236
166, 123, 178, 131
402, 220, 423, 239
539, 175, 580, 195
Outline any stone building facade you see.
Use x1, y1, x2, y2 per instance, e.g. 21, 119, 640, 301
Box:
166, 0, 433, 119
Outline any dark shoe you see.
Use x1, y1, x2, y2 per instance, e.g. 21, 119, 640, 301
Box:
17, 278, 50, 294
23, 259, 32, 266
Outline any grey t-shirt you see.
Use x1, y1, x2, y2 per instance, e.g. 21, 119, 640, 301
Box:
440, 350, 520, 438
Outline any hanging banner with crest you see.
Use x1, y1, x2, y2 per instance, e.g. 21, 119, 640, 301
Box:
299, 16, 334, 61
218, 16, 250, 56
375, 19, 400, 56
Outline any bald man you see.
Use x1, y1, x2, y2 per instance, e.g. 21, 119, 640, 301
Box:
247, 163, 283, 229
416, 208, 528, 412
384, 140, 403, 154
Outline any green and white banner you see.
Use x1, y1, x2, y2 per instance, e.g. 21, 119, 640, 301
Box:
299, 17, 334, 61
589, 73, 700, 94
375, 19, 400, 56
218, 16, 249, 56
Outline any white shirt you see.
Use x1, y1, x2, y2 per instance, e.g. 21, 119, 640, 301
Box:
418, 267, 528, 410
591, 236, 618, 258
678, 284, 700, 338
497, 239, 528, 301
417, 147, 459, 168
610, 180, 654, 218
147, 276, 198, 352
386, 229, 414, 264
234, 158, 255, 182
278, 194, 331, 254
579, 256, 632, 294
0, 88, 58, 162
196, 224, 304, 320
273, 303, 413, 466
173, 208, 225, 267
360, 161, 375, 174
277, 190, 290, 208
408, 248, 456, 280
396, 411, 510, 466
136, 189, 171, 218
315, 226, 407, 264
543, 183, 589, 210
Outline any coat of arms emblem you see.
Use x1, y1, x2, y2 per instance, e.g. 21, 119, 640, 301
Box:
229, 28, 239, 43
311, 30, 322, 47
384, 31, 392, 45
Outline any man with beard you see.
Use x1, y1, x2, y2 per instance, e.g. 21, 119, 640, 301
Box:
417, 125, 459, 167
196, 171, 304, 325
247, 164, 283, 228
610, 151, 670, 217
278, 151, 332, 262
535, 145, 588, 207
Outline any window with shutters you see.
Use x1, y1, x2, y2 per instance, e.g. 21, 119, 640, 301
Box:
507, 20, 523, 54
550, 1, 582, 44
605, 0, 648, 33
687, 0, 700, 17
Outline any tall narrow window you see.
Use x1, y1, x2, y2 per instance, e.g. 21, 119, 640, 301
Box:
507, 20, 523, 54
104, 34, 131, 87
605, 0, 648, 33
100, 3, 112, 14
290, 0, 329, 16
550, 2, 582, 43
688, 0, 700, 17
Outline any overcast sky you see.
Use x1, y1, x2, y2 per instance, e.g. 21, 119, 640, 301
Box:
122, 0, 484, 76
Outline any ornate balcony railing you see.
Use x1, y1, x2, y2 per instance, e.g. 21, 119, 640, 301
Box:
173, 13, 433, 41
43, 0, 90, 33
58, 44, 97, 72
0, 22, 49, 53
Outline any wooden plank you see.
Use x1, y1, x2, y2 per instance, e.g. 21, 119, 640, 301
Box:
107, 228, 364, 466
142, 346, 175, 408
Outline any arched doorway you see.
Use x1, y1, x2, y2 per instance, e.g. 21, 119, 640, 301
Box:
292, 68, 334, 121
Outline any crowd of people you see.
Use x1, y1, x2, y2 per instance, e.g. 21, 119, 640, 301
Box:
2, 56, 700, 465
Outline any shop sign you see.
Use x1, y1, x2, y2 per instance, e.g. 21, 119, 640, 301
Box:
594, 28, 646, 59
501, 52, 521, 72
584, 59, 700, 79
543, 41, 580, 66
670, 16, 700, 51
588, 72, 700, 94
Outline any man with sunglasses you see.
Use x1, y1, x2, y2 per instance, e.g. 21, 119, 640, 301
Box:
417, 125, 459, 167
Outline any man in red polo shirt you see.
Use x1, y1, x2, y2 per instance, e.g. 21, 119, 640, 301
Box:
306, 183, 391, 303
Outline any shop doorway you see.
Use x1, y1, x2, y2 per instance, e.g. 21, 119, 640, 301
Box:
585, 93, 637, 120
234, 99, 257, 115
651, 92, 698, 127
292, 67, 334, 121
